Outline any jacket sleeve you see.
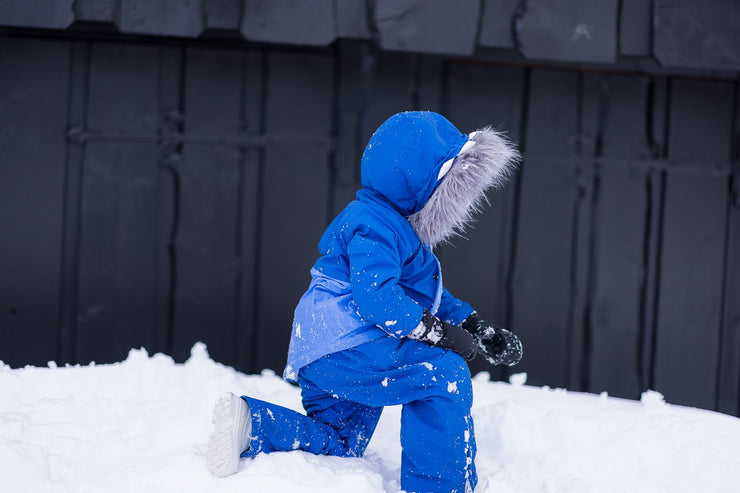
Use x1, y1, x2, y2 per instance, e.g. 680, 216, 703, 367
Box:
435, 287, 475, 326
347, 229, 425, 337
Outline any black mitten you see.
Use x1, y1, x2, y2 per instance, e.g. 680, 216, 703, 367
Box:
409, 309, 477, 361
462, 312, 523, 366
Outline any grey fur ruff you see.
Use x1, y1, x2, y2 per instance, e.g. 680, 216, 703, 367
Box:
408, 127, 519, 248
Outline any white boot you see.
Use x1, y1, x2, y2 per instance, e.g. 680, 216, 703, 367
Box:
206, 392, 251, 477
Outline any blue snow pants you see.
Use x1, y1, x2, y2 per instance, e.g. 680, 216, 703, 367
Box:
240, 336, 477, 493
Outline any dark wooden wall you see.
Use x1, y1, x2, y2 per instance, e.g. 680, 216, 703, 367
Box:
1, 34, 738, 416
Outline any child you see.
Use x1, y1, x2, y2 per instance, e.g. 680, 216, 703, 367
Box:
206, 111, 522, 492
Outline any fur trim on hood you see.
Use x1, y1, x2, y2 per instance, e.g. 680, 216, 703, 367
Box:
408, 127, 519, 248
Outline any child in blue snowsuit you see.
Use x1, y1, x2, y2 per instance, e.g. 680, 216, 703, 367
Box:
206, 111, 522, 492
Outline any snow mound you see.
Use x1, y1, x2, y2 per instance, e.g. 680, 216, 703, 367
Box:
1, 345, 739, 492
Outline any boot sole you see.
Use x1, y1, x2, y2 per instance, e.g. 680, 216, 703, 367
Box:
206, 392, 251, 477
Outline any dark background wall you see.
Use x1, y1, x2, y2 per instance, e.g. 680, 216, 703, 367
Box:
1, 1, 739, 417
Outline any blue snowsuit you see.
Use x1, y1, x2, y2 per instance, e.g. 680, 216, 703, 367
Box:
243, 112, 478, 492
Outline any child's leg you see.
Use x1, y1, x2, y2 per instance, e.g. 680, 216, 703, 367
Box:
299, 374, 383, 457
396, 347, 477, 493
299, 337, 477, 493
240, 393, 382, 458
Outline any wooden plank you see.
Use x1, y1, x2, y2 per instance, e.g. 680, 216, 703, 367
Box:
171, 47, 253, 368
150, 46, 181, 359
566, 73, 603, 391
362, 50, 416, 145
654, 174, 728, 408
525, 70, 579, 157
511, 159, 578, 388
653, 79, 734, 409
478, 0, 519, 48
641, 170, 666, 395
586, 75, 652, 399
0, 0, 74, 29
667, 79, 735, 163
76, 43, 163, 364
77, 141, 161, 364
588, 164, 647, 399
335, 0, 371, 39
374, 0, 480, 55
509, 69, 579, 388
619, 0, 652, 57
717, 196, 740, 415
639, 78, 670, 393
74, 0, 115, 23
255, 52, 335, 372
443, 63, 526, 139
172, 143, 242, 364
58, 41, 91, 365
241, 0, 336, 46
598, 76, 653, 159
653, 0, 740, 71
437, 62, 525, 379
181, 46, 245, 146
516, 0, 618, 63
85, 44, 159, 134
203, 0, 243, 31
234, 51, 265, 372
333, 41, 365, 217
717, 85, 740, 416
417, 55, 444, 113
649, 78, 670, 160
0, 39, 69, 367
115, 0, 203, 37
153, 148, 176, 359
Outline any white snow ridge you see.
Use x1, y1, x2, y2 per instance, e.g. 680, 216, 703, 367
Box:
2, 344, 740, 492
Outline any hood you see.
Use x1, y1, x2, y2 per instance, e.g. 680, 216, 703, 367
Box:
360, 111, 520, 248
408, 124, 520, 247
360, 111, 469, 216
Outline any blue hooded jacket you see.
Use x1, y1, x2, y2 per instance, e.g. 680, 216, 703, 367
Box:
284, 112, 481, 381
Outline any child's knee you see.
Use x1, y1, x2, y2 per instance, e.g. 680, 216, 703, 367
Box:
426, 352, 473, 408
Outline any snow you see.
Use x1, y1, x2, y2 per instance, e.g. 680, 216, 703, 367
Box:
2, 344, 740, 493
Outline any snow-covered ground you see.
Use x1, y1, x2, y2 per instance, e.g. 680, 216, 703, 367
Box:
2, 344, 739, 493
